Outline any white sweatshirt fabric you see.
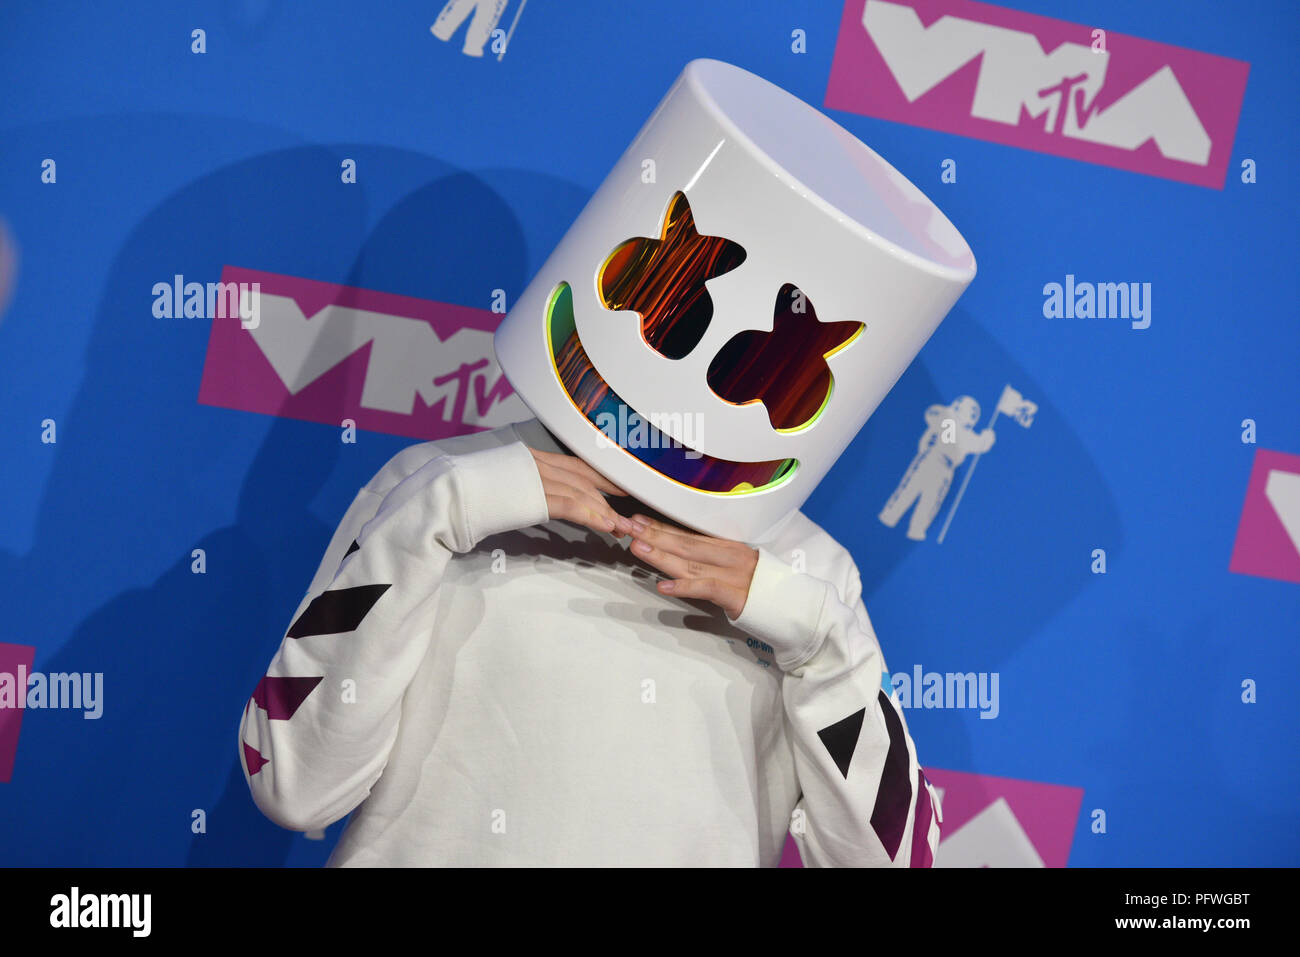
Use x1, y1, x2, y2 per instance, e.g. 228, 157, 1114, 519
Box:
238, 417, 942, 866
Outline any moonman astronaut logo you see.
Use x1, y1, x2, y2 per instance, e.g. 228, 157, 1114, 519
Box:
879, 384, 1036, 542
431, 0, 528, 59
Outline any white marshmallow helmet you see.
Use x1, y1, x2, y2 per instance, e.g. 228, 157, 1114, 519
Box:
495, 58, 977, 543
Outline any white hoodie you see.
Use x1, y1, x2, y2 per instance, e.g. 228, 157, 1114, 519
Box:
238, 417, 942, 866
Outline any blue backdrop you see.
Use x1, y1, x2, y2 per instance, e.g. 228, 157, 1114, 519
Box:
0, 0, 1295, 866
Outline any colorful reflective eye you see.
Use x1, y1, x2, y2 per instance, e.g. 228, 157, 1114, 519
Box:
707, 284, 863, 432
599, 191, 747, 360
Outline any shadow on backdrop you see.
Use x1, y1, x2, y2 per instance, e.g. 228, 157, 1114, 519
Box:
0, 118, 592, 864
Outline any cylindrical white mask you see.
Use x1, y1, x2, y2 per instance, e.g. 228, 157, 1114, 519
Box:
495, 58, 977, 542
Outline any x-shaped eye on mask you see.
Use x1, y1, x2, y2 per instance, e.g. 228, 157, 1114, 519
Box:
599, 190, 747, 360
599, 191, 864, 433
707, 283, 863, 431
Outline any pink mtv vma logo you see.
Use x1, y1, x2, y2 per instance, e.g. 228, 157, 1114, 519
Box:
1230, 448, 1300, 586
0, 642, 37, 783
781, 766, 1083, 866
825, 0, 1249, 188
198, 267, 529, 440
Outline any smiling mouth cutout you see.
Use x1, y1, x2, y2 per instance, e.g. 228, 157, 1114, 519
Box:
545, 281, 798, 495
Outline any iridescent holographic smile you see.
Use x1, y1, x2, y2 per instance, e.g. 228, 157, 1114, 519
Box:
545, 281, 798, 495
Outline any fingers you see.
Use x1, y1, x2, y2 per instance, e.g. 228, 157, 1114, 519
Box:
527, 446, 633, 535
629, 523, 742, 583
524, 447, 759, 618
545, 474, 623, 532
529, 447, 628, 497
627, 513, 737, 567
629, 535, 694, 580
545, 490, 620, 535
627, 513, 757, 619
567, 457, 630, 497
544, 478, 630, 534
656, 576, 749, 620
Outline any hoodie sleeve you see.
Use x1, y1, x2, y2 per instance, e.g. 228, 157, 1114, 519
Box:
237, 439, 550, 833
730, 546, 943, 867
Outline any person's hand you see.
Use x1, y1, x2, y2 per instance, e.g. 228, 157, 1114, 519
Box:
626, 513, 758, 620
527, 446, 636, 536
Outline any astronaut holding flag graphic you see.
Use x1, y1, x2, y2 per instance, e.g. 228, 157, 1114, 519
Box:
880, 385, 1036, 543
879, 396, 994, 541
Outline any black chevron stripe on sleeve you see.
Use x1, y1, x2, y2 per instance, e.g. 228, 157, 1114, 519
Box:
287, 583, 391, 639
